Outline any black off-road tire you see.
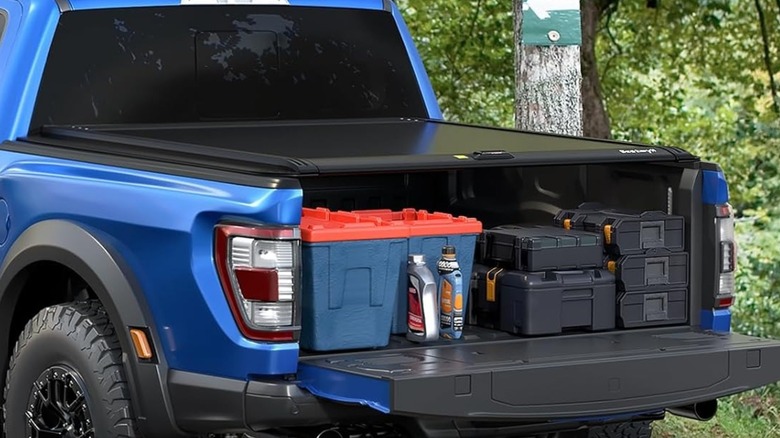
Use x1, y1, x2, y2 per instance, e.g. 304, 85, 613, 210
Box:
3, 300, 139, 437
588, 420, 653, 438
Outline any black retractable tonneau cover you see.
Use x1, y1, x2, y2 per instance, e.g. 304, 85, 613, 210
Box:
28, 118, 696, 176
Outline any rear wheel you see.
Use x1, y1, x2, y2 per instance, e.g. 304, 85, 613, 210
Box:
3, 300, 138, 437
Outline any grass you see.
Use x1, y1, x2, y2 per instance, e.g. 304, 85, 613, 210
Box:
653, 387, 780, 437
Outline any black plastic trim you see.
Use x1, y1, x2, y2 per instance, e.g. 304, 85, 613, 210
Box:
0, 220, 184, 437
699, 161, 723, 172
678, 168, 703, 324
168, 370, 380, 433
55, 0, 72, 12
1, 140, 301, 190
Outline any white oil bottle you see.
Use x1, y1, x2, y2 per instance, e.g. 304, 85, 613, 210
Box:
406, 254, 439, 342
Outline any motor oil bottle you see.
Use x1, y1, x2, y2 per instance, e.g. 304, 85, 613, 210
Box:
437, 245, 464, 339
406, 254, 439, 343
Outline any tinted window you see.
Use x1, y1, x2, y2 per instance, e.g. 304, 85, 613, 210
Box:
31, 6, 426, 127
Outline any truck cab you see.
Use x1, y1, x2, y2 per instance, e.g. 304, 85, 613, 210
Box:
0, 1, 778, 437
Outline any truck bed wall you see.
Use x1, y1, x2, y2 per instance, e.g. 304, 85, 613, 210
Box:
301, 164, 685, 228
300, 162, 701, 326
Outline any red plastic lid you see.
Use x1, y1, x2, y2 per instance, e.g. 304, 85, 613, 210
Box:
300, 207, 409, 242
352, 208, 482, 237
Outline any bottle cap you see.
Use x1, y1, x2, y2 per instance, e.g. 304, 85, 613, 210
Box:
408, 254, 425, 264
441, 245, 456, 256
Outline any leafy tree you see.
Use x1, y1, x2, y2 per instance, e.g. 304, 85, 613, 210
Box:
396, 0, 514, 126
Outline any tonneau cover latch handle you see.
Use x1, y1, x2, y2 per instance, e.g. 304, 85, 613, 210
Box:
472, 150, 514, 160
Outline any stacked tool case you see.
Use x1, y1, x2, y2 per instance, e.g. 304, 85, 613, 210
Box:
474, 225, 616, 335
553, 204, 685, 255
477, 225, 603, 271
554, 204, 689, 328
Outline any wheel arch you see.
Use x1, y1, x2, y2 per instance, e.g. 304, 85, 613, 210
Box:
0, 219, 184, 437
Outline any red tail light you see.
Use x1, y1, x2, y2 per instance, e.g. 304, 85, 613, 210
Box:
714, 203, 735, 306
214, 224, 300, 341
717, 296, 735, 308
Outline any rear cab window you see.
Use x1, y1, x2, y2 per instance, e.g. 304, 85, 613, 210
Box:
31, 5, 427, 128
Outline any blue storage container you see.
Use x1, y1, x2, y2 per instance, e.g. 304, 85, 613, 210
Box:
299, 207, 410, 351
300, 238, 407, 351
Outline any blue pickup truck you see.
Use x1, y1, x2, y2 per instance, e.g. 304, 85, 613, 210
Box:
1, 1, 779, 437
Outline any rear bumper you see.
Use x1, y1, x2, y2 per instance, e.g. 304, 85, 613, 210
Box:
165, 369, 664, 436
167, 370, 380, 434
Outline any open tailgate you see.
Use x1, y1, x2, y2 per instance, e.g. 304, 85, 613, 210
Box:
298, 327, 780, 419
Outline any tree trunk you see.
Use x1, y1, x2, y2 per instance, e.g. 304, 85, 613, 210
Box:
755, 0, 780, 114
580, 0, 613, 138
514, 1, 583, 136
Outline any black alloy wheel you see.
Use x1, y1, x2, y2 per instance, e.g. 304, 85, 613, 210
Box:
26, 364, 94, 438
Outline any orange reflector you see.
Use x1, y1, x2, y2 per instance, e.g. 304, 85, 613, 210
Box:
129, 329, 153, 360
603, 224, 613, 244
563, 218, 572, 230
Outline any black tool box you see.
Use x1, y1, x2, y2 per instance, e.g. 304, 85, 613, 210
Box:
477, 225, 603, 272
610, 248, 689, 292
617, 289, 687, 328
473, 266, 616, 335
554, 205, 685, 256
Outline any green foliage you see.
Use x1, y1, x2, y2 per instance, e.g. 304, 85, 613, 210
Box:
396, 0, 514, 126
732, 217, 780, 339
599, 0, 780, 215
655, 390, 780, 437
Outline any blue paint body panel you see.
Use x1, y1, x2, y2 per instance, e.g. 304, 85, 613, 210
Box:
297, 363, 391, 413
0, 0, 60, 141
0, 152, 303, 378
701, 309, 732, 332
702, 169, 729, 205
